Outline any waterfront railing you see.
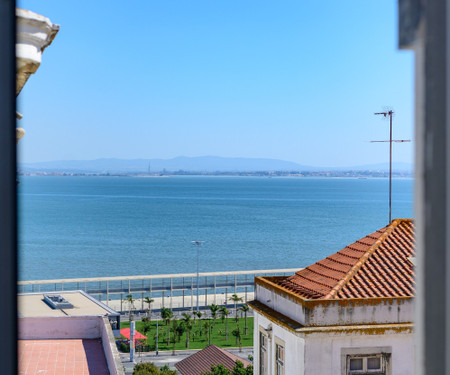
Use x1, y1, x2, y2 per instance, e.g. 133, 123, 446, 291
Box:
18, 268, 299, 313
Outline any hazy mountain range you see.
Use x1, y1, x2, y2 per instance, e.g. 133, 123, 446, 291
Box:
19, 156, 413, 174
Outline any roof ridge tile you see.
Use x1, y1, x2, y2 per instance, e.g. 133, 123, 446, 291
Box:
324, 219, 402, 299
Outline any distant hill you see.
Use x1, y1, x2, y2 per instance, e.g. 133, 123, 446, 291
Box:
19, 156, 413, 174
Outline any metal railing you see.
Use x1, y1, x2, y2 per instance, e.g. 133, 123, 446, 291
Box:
18, 268, 298, 313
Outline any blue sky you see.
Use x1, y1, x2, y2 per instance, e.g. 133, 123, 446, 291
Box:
18, 1, 414, 167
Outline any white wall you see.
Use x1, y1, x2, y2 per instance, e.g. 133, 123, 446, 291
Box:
19, 316, 102, 339
256, 285, 307, 324
256, 284, 413, 327
101, 316, 125, 375
254, 311, 305, 375
304, 332, 414, 375
253, 310, 413, 375
305, 299, 414, 327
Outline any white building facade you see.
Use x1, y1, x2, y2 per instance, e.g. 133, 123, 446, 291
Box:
250, 219, 415, 375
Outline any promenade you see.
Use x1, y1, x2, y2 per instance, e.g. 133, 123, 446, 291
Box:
18, 268, 298, 314
109, 291, 254, 318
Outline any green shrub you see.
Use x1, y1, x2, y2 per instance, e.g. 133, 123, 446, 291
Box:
133, 362, 177, 375
119, 342, 130, 353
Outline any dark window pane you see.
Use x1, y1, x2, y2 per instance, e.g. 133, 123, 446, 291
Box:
367, 357, 381, 370
349, 358, 363, 371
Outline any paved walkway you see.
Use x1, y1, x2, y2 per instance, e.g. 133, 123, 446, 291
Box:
120, 347, 253, 374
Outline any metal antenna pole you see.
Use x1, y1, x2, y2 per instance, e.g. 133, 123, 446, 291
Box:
373, 110, 410, 224
389, 111, 393, 223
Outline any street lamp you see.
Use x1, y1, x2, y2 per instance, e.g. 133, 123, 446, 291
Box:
191, 240, 204, 312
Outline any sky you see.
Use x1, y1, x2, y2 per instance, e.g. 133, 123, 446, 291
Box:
17, 1, 414, 167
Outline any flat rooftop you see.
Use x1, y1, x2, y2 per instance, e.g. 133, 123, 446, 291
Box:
19, 339, 110, 375
18, 291, 119, 318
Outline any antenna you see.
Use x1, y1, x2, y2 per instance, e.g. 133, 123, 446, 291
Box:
372, 110, 411, 224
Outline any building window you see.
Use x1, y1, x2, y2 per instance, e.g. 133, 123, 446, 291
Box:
347, 354, 386, 374
259, 332, 268, 375
275, 343, 285, 375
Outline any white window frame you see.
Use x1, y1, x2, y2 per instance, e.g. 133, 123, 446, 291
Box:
274, 337, 285, 375
341, 347, 391, 375
347, 353, 386, 374
259, 327, 269, 375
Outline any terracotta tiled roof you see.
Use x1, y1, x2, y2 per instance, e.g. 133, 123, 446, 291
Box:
276, 219, 414, 299
175, 345, 252, 375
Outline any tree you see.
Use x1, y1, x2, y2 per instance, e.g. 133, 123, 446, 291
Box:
195, 310, 203, 321
144, 297, 154, 319
160, 365, 177, 375
142, 317, 151, 337
231, 361, 253, 375
229, 294, 243, 322
209, 303, 220, 327
181, 313, 193, 348
232, 326, 242, 351
202, 361, 253, 375
160, 307, 174, 345
204, 320, 211, 345
171, 319, 186, 355
239, 304, 250, 335
219, 306, 230, 340
202, 364, 230, 375
125, 294, 135, 321
175, 321, 186, 343
133, 362, 177, 375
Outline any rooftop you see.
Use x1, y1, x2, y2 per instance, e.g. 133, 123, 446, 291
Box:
19, 339, 109, 375
18, 290, 119, 318
274, 219, 415, 299
175, 345, 252, 375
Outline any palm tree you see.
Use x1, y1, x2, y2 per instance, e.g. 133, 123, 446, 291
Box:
204, 320, 211, 345
170, 320, 178, 355
195, 310, 202, 322
239, 304, 250, 335
229, 294, 243, 322
167, 309, 174, 346
161, 307, 174, 345
182, 313, 193, 348
232, 326, 242, 352
125, 294, 135, 321
141, 317, 151, 337
144, 297, 154, 319
219, 306, 230, 340
209, 304, 220, 327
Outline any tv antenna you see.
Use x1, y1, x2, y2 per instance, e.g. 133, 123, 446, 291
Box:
372, 109, 411, 224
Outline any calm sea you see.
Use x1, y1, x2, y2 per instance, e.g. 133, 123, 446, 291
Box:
18, 176, 413, 281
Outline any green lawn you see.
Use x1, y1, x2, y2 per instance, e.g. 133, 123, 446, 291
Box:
120, 316, 253, 351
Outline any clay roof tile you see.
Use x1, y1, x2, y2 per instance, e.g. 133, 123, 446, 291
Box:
273, 219, 414, 300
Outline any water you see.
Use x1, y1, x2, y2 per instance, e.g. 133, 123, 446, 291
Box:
18, 176, 413, 281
